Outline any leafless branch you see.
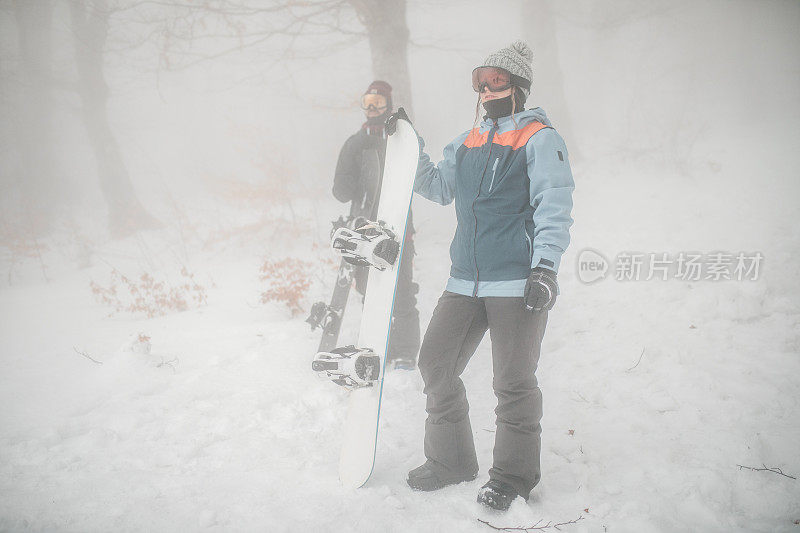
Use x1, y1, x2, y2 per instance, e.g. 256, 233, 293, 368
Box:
407, 37, 481, 55
156, 356, 179, 372
477, 515, 585, 531
571, 391, 589, 403
625, 347, 645, 372
73, 346, 104, 365
154, 0, 357, 71
103, 0, 342, 17
737, 464, 796, 480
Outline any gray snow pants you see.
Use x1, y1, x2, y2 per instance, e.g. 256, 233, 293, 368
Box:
418, 290, 548, 498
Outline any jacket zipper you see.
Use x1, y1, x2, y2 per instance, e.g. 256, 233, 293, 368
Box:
488, 157, 499, 192
524, 223, 533, 263
471, 119, 498, 297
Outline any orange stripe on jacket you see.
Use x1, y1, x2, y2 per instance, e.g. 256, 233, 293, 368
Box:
463, 128, 489, 148
463, 121, 549, 150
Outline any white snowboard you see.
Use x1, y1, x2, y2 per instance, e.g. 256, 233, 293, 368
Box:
338, 118, 418, 489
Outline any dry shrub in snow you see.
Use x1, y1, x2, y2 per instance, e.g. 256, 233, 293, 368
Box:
0, 223, 51, 282
260, 257, 313, 316
90, 267, 207, 318
129, 332, 152, 354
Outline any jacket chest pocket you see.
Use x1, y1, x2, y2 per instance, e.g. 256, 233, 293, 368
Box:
485, 154, 520, 195
488, 157, 500, 193
522, 219, 532, 262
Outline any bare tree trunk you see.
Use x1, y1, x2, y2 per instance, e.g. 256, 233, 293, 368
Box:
13, 0, 57, 234
69, 0, 160, 238
522, 0, 578, 157
348, 0, 413, 117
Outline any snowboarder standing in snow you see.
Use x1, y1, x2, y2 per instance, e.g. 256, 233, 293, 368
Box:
333, 81, 421, 369
389, 42, 574, 510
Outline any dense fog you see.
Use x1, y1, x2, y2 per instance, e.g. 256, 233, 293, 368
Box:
2, 0, 796, 245
1, 1, 798, 531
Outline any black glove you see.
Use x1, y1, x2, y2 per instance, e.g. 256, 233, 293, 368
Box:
524, 267, 558, 312
385, 107, 411, 135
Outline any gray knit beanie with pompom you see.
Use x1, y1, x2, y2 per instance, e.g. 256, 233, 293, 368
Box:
480, 41, 534, 97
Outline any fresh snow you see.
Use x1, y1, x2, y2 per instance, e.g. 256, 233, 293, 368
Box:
1, 153, 798, 532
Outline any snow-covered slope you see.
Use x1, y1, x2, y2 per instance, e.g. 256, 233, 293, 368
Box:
1, 151, 798, 532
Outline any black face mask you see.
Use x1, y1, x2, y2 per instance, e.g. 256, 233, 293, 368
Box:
365, 111, 389, 125
363, 109, 391, 137
482, 91, 526, 119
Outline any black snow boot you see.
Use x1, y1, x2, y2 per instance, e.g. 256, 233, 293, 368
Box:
477, 479, 522, 511
406, 460, 477, 491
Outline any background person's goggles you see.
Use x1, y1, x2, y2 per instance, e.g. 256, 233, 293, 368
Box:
360, 93, 388, 111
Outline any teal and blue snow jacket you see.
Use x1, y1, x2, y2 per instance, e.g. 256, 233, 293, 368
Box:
414, 107, 574, 297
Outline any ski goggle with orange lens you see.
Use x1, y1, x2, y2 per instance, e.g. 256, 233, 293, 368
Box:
471, 66, 531, 93
360, 93, 388, 111
472, 67, 512, 93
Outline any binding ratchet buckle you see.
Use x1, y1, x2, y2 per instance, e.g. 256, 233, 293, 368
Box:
312, 346, 382, 389
330, 220, 399, 271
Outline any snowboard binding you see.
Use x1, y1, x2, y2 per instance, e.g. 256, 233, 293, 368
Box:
306, 301, 340, 331
331, 220, 399, 271
330, 215, 370, 239
312, 345, 382, 389
306, 261, 354, 331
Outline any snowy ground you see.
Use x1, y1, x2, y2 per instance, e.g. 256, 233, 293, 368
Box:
1, 154, 799, 532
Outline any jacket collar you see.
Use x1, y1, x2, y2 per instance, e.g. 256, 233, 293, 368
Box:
479, 107, 552, 130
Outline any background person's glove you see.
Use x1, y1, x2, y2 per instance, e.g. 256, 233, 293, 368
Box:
524, 267, 558, 312
385, 107, 411, 135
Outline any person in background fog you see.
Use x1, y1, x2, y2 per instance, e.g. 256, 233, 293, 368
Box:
332, 80, 421, 370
